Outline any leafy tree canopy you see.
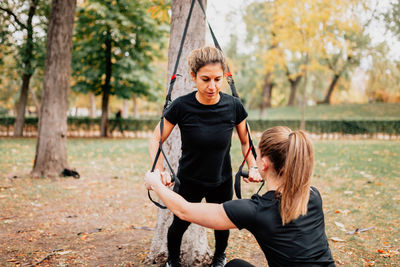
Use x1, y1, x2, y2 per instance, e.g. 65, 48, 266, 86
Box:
72, 0, 169, 100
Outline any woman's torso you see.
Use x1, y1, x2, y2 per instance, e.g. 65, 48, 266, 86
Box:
164, 91, 247, 187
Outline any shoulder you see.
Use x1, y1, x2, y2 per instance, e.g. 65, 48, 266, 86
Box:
309, 186, 324, 210
223, 194, 264, 230
172, 91, 195, 104
310, 186, 322, 201
220, 93, 242, 105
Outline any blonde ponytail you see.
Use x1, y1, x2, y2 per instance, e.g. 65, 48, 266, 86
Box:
258, 127, 314, 225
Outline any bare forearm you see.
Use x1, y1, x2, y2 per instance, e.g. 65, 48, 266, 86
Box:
146, 170, 236, 230
148, 135, 164, 171
151, 184, 189, 219
241, 142, 256, 167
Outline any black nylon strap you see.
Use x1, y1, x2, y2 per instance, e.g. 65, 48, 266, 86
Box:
165, 0, 196, 104
148, 0, 196, 209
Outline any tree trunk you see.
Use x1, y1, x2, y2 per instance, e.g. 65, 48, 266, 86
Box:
14, 74, 31, 136
100, 27, 112, 137
29, 86, 40, 118
32, 0, 76, 178
287, 75, 302, 106
145, 1, 211, 266
320, 73, 340, 104
13, 0, 38, 137
132, 94, 139, 118
260, 72, 273, 118
89, 92, 96, 118
122, 99, 128, 118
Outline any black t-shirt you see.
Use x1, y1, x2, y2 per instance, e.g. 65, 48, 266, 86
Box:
223, 187, 335, 267
164, 91, 247, 187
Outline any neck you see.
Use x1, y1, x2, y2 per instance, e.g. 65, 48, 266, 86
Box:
265, 172, 280, 191
195, 91, 220, 105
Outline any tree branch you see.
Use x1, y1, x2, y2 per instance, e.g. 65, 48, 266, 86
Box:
0, 6, 27, 30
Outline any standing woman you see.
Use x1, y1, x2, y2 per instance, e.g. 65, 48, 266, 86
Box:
146, 126, 336, 267
149, 46, 261, 267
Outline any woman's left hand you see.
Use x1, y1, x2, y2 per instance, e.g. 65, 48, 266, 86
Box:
244, 167, 263, 183
145, 169, 163, 190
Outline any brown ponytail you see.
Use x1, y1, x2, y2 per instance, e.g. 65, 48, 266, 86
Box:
258, 126, 314, 225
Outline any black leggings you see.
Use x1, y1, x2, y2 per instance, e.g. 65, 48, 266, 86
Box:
167, 178, 233, 260
225, 259, 255, 267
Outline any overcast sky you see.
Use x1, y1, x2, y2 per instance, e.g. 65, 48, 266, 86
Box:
206, 0, 400, 61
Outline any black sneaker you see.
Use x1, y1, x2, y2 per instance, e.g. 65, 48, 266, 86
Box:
211, 253, 226, 267
164, 258, 181, 267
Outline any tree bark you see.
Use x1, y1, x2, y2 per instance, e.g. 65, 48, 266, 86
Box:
29, 86, 40, 118
13, 0, 38, 137
100, 27, 112, 137
145, 1, 211, 266
31, 0, 76, 178
132, 94, 139, 118
260, 72, 273, 118
287, 75, 302, 106
122, 99, 128, 118
320, 73, 341, 104
14, 74, 31, 136
89, 92, 96, 118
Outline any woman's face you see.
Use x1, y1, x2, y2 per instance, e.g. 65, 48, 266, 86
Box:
191, 63, 224, 104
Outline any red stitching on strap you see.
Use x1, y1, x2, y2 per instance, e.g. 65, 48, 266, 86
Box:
241, 145, 252, 167
225, 72, 232, 77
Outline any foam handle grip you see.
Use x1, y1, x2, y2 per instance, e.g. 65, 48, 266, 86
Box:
241, 169, 249, 178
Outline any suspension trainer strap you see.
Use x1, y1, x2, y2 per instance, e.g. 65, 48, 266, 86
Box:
165, 0, 196, 104
148, 0, 196, 209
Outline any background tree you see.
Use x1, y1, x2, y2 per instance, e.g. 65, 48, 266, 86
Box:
72, 0, 166, 136
241, 1, 278, 115
365, 43, 400, 102
384, 0, 400, 40
31, 0, 76, 178
317, 2, 370, 104
0, 0, 48, 136
145, 1, 211, 265
240, 0, 368, 109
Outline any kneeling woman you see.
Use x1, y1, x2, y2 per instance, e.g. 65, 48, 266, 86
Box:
146, 126, 335, 267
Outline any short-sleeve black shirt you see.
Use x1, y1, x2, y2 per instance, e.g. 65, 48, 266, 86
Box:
223, 187, 335, 267
164, 91, 247, 187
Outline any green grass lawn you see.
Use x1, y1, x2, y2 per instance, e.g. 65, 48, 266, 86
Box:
247, 102, 400, 120
1, 137, 399, 266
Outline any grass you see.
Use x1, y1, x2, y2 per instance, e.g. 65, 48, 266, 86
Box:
0, 137, 399, 266
247, 102, 400, 120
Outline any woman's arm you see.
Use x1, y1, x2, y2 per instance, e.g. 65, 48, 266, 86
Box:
148, 118, 175, 185
145, 170, 237, 230
235, 119, 262, 183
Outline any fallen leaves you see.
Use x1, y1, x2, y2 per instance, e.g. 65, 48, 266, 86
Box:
346, 227, 374, 235
131, 225, 155, 231
334, 221, 374, 235
335, 209, 350, 215
335, 221, 346, 232
330, 237, 345, 242
377, 249, 399, 258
